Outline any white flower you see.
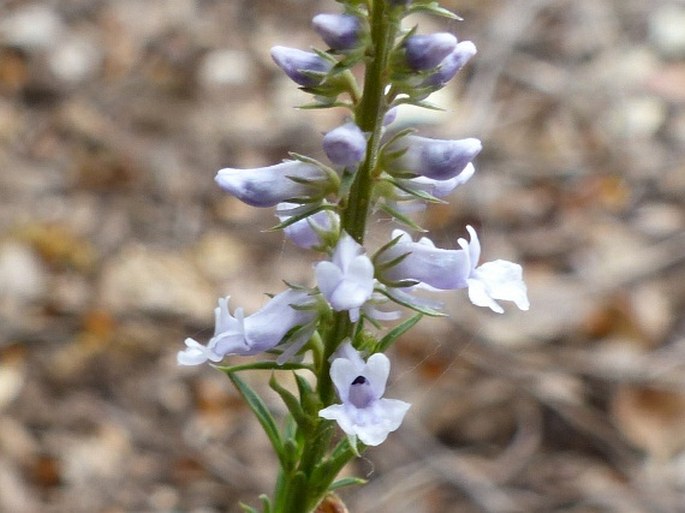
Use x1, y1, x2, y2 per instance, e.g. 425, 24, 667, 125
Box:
378, 226, 529, 313
458, 226, 530, 314
177, 290, 317, 366
319, 342, 410, 446
315, 232, 375, 321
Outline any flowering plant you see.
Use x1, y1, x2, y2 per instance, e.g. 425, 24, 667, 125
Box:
179, 1, 528, 512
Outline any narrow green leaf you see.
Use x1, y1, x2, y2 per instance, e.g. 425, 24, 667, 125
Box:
269, 374, 313, 433
259, 494, 273, 513
383, 177, 446, 203
376, 313, 423, 353
226, 372, 286, 468
294, 373, 321, 417
268, 204, 336, 232
215, 361, 313, 373
378, 203, 427, 232
329, 476, 368, 491
377, 287, 446, 317
239, 502, 258, 513
408, 2, 462, 20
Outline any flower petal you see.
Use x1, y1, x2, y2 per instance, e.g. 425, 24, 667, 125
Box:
471, 259, 530, 312
365, 353, 390, 400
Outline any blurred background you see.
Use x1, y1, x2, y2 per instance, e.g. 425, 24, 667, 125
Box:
1, 0, 684, 512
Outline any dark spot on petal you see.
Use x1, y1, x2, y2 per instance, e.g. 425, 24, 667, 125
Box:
352, 375, 367, 385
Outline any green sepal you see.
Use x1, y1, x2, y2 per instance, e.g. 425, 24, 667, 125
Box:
354, 329, 378, 354
297, 100, 354, 111
215, 361, 314, 373
378, 202, 427, 232
259, 494, 273, 513
373, 248, 411, 272
407, 1, 463, 20
225, 372, 287, 468
329, 476, 368, 491
379, 127, 415, 155
382, 176, 447, 203
282, 437, 301, 472
376, 312, 423, 353
239, 502, 258, 513
394, 96, 445, 111
269, 373, 315, 434
268, 203, 337, 232
376, 286, 446, 317
294, 372, 322, 417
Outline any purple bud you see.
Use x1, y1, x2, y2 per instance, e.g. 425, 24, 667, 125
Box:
388, 135, 482, 180
383, 107, 398, 126
215, 160, 327, 207
423, 41, 477, 87
323, 122, 367, 167
312, 13, 361, 51
404, 33, 457, 71
271, 46, 333, 87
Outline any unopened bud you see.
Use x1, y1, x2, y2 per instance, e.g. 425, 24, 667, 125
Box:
312, 13, 362, 51
404, 33, 457, 71
271, 46, 332, 87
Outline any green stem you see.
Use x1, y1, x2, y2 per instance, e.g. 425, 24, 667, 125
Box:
344, 0, 398, 245
280, 3, 400, 512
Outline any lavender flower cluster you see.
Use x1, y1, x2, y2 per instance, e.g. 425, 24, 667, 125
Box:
180, 1, 527, 451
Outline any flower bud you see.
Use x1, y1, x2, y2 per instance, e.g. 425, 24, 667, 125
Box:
323, 122, 367, 167
387, 135, 482, 181
312, 13, 362, 51
215, 160, 329, 207
423, 41, 477, 88
404, 33, 457, 71
270, 46, 332, 87
277, 202, 339, 249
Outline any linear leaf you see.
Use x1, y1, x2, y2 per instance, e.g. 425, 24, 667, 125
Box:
376, 313, 423, 352
226, 372, 286, 468
215, 361, 313, 373
329, 476, 368, 491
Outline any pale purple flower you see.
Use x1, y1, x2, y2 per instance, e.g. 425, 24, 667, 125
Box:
215, 160, 329, 208
387, 135, 482, 181
378, 226, 529, 313
404, 33, 457, 71
312, 13, 362, 51
271, 46, 333, 87
177, 289, 317, 365
423, 41, 477, 88
276, 202, 339, 249
315, 232, 375, 321
319, 342, 410, 446
400, 162, 475, 199
323, 122, 367, 167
